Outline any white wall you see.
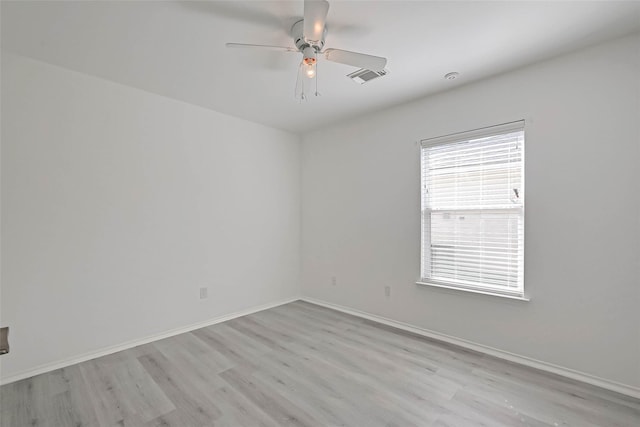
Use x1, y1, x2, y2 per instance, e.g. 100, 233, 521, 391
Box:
301, 34, 640, 389
2, 33, 639, 393
0, 52, 301, 381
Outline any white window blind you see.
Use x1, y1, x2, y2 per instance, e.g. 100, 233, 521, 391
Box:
420, 121, 525, 298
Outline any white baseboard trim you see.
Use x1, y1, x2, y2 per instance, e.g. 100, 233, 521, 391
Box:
0, 296, 300, 386
301, 297, 640, 400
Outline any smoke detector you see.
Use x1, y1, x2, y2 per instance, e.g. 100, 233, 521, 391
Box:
347, 68, 388, 84
444, 72, 460, 80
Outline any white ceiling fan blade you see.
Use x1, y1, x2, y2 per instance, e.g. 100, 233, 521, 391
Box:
226, 43, 298, 52
324, 48, 387, 72
303, 0, 329, 44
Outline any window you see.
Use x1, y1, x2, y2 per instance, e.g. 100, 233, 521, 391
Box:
420, 121, 525, 299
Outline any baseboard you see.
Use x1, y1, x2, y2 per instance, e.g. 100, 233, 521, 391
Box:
0, 296, 300, 386
6, 295, 639, 399
301, 297, 640, 400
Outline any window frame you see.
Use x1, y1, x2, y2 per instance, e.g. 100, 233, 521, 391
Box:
417, 121, 528, 301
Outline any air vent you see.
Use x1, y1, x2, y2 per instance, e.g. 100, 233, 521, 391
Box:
347, 68, 388, 84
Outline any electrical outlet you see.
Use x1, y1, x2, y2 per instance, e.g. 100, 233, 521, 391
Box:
331, 276, 337, 286
384, 286, 391, 297
199, 287, 208, 299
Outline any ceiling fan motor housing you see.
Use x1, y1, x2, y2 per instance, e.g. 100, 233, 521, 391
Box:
292, 19, 326, 54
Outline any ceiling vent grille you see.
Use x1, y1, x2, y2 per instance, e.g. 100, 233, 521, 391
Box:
347, 68, 388, 84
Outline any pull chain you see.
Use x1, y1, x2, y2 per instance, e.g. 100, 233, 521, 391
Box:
315, 50, 320, 97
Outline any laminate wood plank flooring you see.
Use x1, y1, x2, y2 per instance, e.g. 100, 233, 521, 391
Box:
1, 301, 639, 426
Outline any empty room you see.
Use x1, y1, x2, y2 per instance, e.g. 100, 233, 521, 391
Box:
1, 1, 639, 426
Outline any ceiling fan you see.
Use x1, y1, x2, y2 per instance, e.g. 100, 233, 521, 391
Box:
226, 0, 387, 99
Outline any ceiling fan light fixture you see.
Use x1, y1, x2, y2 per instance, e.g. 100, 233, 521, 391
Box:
304, 62, 316, 78
302, 46, 317, 65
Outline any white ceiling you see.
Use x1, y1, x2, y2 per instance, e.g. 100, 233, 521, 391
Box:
2, 1, 640, 133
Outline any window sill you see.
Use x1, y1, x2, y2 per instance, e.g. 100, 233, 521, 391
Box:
416, 281, 530, 302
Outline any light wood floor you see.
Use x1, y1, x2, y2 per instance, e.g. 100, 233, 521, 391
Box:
2, 301, 639, 426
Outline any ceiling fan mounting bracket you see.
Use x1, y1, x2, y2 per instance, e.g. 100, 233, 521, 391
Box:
291, 19, 326, 53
